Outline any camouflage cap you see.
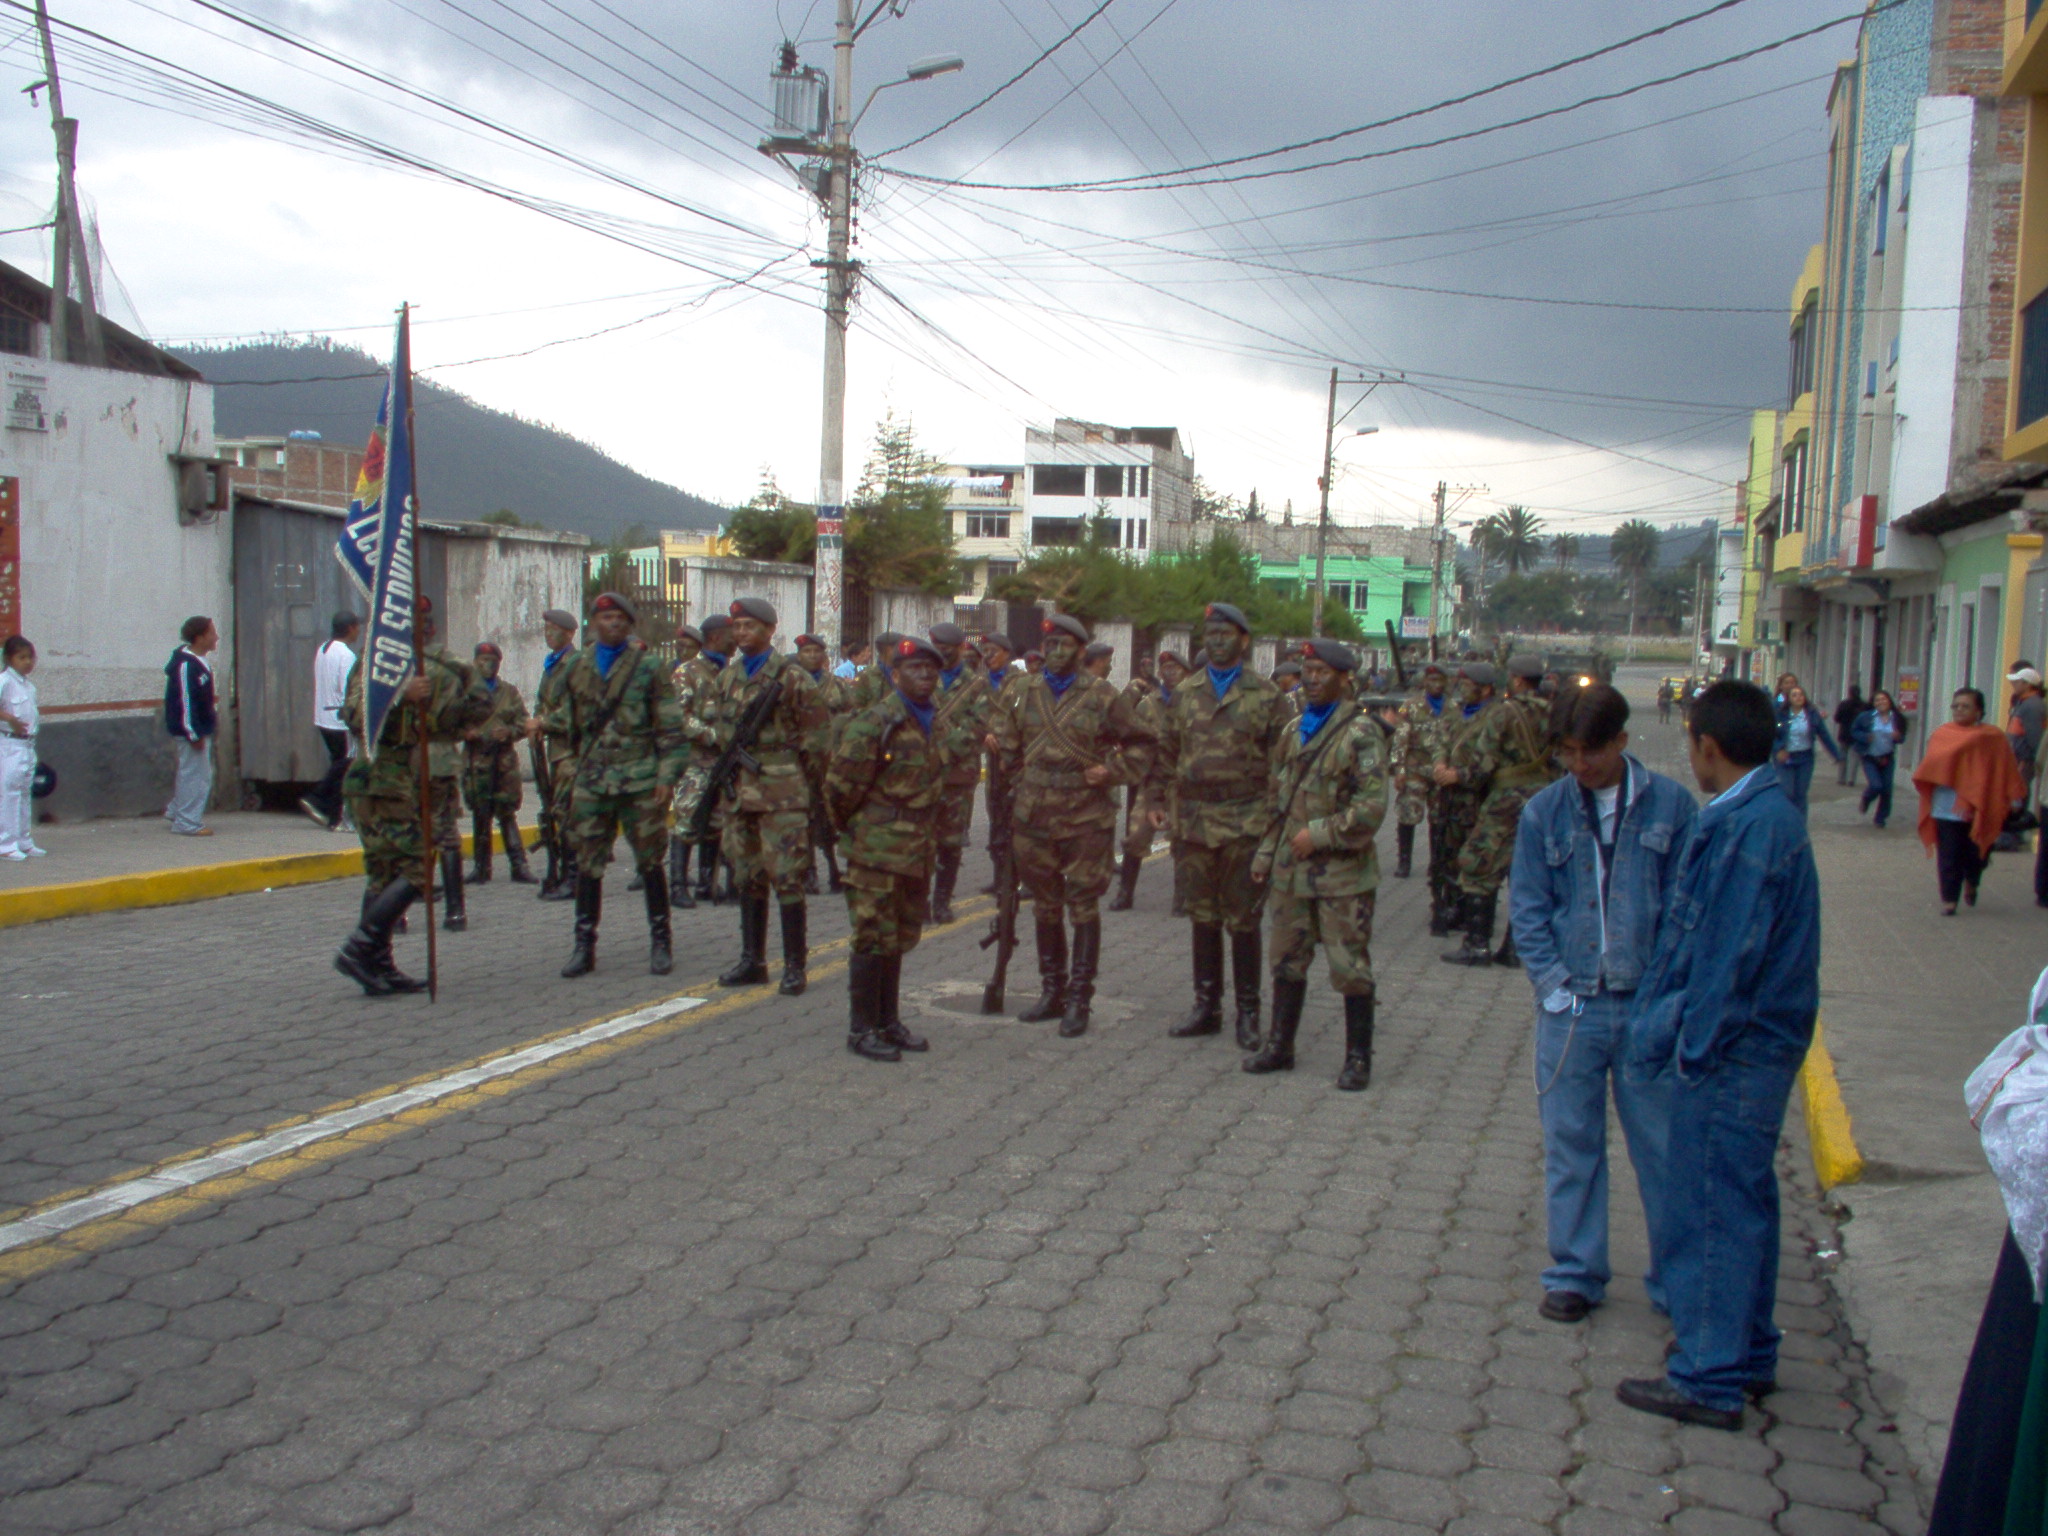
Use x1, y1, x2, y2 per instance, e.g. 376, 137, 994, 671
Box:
892, 636, 944, 668
729, 596, 776, 626
1300, 638, 1358, 673
1204, 601, 1250, 633
1042, 613, 1089, 644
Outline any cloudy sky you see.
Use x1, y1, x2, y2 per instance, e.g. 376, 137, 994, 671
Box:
0, 0, 1855, 532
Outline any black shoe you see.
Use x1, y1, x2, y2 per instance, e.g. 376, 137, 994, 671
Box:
720, 895, 771, 986
1107, 857, 1140, 912
335, 879, 417, 997
502, 819, 538, 884
1017, 917, 1067, 1022
1168, 923, 1225, 1037
1243, 976, 1304, 1074
846, 954, 900, 1062
299, 796, 334, 831
1539, 1290, 1594, 1324
1615, 1377, 1742, 1432
439, 849, 468, 932
1442, 893, 1494, 966
1660, 1339, 1776, 1400
777, 902, 808, 996
1229, 929, 1262, 1051
1335, 993, 1373, 1091
877, 954, 927, 1051
645, 869, 673, 976
1058, 920, 1099, 1038
694, 839, 719, 904
540, 851, 577, 901
560, 876, 601, 978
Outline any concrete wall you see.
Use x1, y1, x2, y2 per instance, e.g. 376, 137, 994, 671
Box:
445, 525, 586, 700
1094, 620, 1134, 687
677, 557, 811, 635
872, 588, 955, 643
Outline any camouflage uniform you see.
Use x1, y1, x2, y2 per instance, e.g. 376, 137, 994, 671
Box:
542, 645, 687, 875
535, 645, 581, 893
341, 654, 476, 896
1452, 689, 1558, 901
423, 647, 482, 854
462, 679, 527, 816
1392, 691, 1449, 829
825, 690, 955, 957
707, 649, 826, 907
670, 652, 729, 838
1117, 679, 1166, 872
805, 667, 853, 891
1429, 702, 1491, 929
929, 665, 992, 917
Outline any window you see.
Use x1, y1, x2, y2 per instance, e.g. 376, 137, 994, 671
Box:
1872, 165, 1889, 254
1032, 464, 1086, 496
1137, 519, 1147, 550
985, 560, 1018, 584
1325, 582, 1352, 610
1782, 440, 1810, 534
1137, 465, 1150, 498
2020, 290, 2048, 431
1865, 361, 1878, 398
1094, 465, 1124, 498
1787, 299, 1817, 405
0, 310, 33, 358
965, 513, 1010, 540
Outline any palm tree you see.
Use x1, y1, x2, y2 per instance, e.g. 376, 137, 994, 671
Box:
1496, 505, 1545, 576
1550, 532, 1581, 569
1608, 519, 1661, 655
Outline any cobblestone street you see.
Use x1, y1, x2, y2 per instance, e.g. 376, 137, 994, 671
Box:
0, 716, 1929, 1536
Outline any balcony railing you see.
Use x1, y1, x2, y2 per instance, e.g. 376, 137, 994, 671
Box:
2020, 289, 2048, 432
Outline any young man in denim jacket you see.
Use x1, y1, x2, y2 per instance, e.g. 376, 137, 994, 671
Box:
1509, 685, 1696, 1328
1620, 680, 1820, 1431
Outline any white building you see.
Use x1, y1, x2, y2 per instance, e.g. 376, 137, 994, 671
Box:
1022, 419, 1193, 557
939, 464, 1026, 600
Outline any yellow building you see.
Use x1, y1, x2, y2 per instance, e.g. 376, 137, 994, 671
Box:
2004, 0, 2048, 461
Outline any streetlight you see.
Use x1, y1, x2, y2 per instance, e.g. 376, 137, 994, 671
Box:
853, 54, 964, 127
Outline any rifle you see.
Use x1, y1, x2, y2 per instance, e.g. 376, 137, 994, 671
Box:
1385, 620, 1409, 690
979, 840, 1019, 1013
689, 673, 784, 841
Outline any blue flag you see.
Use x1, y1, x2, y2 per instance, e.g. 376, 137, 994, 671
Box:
335, 311, 417, 762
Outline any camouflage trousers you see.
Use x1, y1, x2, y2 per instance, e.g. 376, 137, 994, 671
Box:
1015, 820, 1116, 925
844, 863, 926, 957
670, 761, 725, 838
935, 783, 976, 853
1429, 788, 1481, 917
1455, 786, 1536, 899
728, 807, 811, 906
568, 783, 670, 876
1270, 888, 1376, 996
1393, 773, 1429, 828
1180, 836, 1267, 933
462, 749, 522, 817
1121, 787, 1157, 863
430, 777, 461, 852
347, 788, 427, 895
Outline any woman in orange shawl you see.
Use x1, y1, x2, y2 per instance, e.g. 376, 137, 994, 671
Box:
1914, 687, 2028, 914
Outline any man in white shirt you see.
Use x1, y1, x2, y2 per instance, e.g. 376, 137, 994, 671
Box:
300, 612, 360, 831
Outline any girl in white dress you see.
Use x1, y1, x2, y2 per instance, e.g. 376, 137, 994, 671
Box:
0, 634, 44, 859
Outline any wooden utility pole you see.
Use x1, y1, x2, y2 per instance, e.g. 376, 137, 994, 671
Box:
33, 0, 103, 366
1311, 366, 1338, 638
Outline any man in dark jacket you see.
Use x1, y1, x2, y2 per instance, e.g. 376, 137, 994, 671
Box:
164, 615, 219, 836
1832, 682, 1863, 784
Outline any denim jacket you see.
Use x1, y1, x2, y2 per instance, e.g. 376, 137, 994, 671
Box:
1508, 755, 1697, 1003
1626, 766, 1821, 1081
1773, 703, 1840, 762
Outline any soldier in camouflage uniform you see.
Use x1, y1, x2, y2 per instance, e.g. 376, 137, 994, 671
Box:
978, 632, 1019, 897
461, 641, 536, 886
1109, 654, 1166, 912
825, 636, 958, 1063
796, 631, 851, 897
1152, 603, 1291, 1051
1248, 639, 1389, 1090
847, 631, 906, 712
925, 622, 991, 924
1272, 659, 1305, 718
543, 592, 688, 979
708, 597, 829, 996
1428, 662, 1498, 936
1390, 662, 1450, 880
1443, 653, 1560, 967
527, 608, 582, 902
333, 598, 480, 996
418, 605, 488, 933
662, 621, 705, 907
672, 613, 734, 906
988, 613, 1155, 1037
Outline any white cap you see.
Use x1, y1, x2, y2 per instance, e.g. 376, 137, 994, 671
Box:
2010, 666, 2043, 686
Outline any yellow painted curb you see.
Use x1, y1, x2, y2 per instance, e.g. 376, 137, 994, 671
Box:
1797, 1017, 1865, 1190
0, 825, 541, 930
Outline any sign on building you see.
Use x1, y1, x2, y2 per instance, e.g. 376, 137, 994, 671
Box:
1399, 615, 1429, 639
5, 371, 46, 432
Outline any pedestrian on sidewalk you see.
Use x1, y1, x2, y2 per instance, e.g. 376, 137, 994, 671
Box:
1772, 684, 1840, 822
164, 616, 218, 837
1509, 684, 1695, 1326
1914, 688, 2027, 916
300, 611, 359, 831
0, 634, 44, 860
1849, 690, 1907, 829
1619, 680, 1820, 1432
1832, 682, 1865, 786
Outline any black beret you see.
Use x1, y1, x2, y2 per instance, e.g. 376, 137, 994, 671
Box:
1420, 661, 1448, 678
1204, 601, 1251, 633
1460, 661, 1500, 687
891, 636, 944, 668
542, 608, 578, 632
979, 632, 1013, 653
1299, 639, 1358, 673
929, 622, 966, 647
874, 630, 905, 654
795, 633, 826, 649
591, 591, 636, 621
676, 624, 705, 645
1507, 652, 1546, 680
1042, 612, 1089, 644
700, 612, 733, 633
1083, 641, 1115, 661
729, 596, 777, 626
1271, 660, 1303, 678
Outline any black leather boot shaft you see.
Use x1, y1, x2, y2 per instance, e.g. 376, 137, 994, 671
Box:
336, 878, 420, 995
1107, 857, 1140, 912
929, 849, 961, 925
467, 809, 493, 883
503, 818, 538, 883
560, 875, 601, 977
1169, 923, 1225, 1037
778, 901, 808, 996
1059, 920, 1100, 1037
440, 849, 468, 930
878, 953, 927, 1051
1017, 916, 1067, 1022
695, 838, 720, 902
645, 868, 673, 975
1230, 928, 1262, 1051
541, 847, 577, 901
1394, 823, 1414, 878
670, 836, 695, 908
1443, 892, 1495, 965
1243, 976, 1305, 1073
846, 953, 899, 1062
720, 894, 771, 986
1336, 993, 1375, 1091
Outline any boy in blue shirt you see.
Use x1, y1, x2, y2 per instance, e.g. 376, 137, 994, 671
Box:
1620, 681, 1821, 1431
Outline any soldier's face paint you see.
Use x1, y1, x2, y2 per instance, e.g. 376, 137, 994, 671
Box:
544, 622, 573, 650
1159, 657, 1187, 688
1203, 621, 1246, 669
1423, 672, 1445, 698
731, 616, 771, 655
676, 638, 702, 662
895, 656, 940, 703
935, 643, 962, 670
797, 642, 826, 671
1043, 635, 1080, 673
1301, 659, 1344, 707
593, 610, 633, 646
474, 653, 500, 681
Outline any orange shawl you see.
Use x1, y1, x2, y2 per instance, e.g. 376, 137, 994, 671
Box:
1914, 722, 2027, 856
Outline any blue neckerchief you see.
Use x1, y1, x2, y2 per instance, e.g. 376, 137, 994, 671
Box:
742, 649, 770, 678
989, 668, 1006, 691
1159, 685, 1173, 707
1426, 693, 1444, 716
898, 689, 935, 736
941, 665, 964, 689
542, 645, 567, 675
806, 667, 825, 684
1462, 700, 1483, 719
1046, 669, 1078, 699
1208, 664, 1242, 701
484, 677, 499, 694
704, 650, 727, 670
594, 641, 626, 677
1300, 699, 1337, 744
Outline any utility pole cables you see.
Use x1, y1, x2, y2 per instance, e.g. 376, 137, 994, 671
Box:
32, 0, 103, 367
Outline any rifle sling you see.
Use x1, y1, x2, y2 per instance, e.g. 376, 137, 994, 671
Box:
1279, 703, 1359, 818
1029, 680, 1106, 774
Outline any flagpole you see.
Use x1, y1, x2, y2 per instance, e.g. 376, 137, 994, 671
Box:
400, 303, 437, 1003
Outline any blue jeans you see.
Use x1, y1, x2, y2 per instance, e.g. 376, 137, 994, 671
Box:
1775, 751, 1816, 820
1858, 753, 1894, 827
1536, 991, 1671, 1309
1658, 1045, 1802, 1412
167, 737, 213, 833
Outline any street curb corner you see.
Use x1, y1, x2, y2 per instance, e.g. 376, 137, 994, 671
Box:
1798, 1017, 1866, 1190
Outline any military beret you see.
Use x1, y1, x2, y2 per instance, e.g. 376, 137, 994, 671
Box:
591, 591, 637, 620
891, 636, 944, 668
1506, 652, 1546, 680
1025, 650, 1044, 664
980, 632, 1014, 654
795, 633, 826, 649
1204, 601, 1250, 633
1083, 641, 1115, 662
1272, 660, 1303, 678
874, 630, 905, 655
1299, 638, 1358, 673
1420, 662, 1448, 678
1042, 612, 1090, 644
676, 623, 705, 645
700, 613, 733, 634
473, 641, 502, 659
1156, 649, 1189, 667
729, 596, 776, 626
1460, 661, 1500, 687
542, 607, 578, 632
929, 622, 966, 647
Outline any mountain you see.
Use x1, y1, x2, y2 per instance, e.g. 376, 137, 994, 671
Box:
177, 339, 728, 540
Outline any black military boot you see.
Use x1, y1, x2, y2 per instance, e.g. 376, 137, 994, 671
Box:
929, 849, 961, 926
778, 902, 808, 996
502, 818, 538, 884
1017, 917, 1068, 1022
440, 849, 468, 932
466, 809, 493, 884
846, 953, 900, 1062
1170, 857, 1188, 918
1336, 994, 1375, 1091
669, 836, 695, 909
1107, 857, 1140, 912
1229, 929, 1263, 1051
1168, 923, 1225, 1037
645, 867, 673, 976
560, 875, 601, 977
1394, 823, 1415, 879
720, 895, 770, 985
1243, 976, 1305, 1073
541, 848, 577, 901
1493, 918, 1519, 969
824, 841, 844, 894
878, 954, 928, 1051
538, 829, 561, 899
335, 879, 419, 996
369, 883, 430, 994
1059, 920, 1100, 1038
1443, 894, 1495, 965
695, 838, 719, 904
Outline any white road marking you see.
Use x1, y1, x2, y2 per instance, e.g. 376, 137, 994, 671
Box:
0, 996, 707, 1256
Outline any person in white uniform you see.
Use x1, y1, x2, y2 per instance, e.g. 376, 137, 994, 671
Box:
0, 634, 44, 859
